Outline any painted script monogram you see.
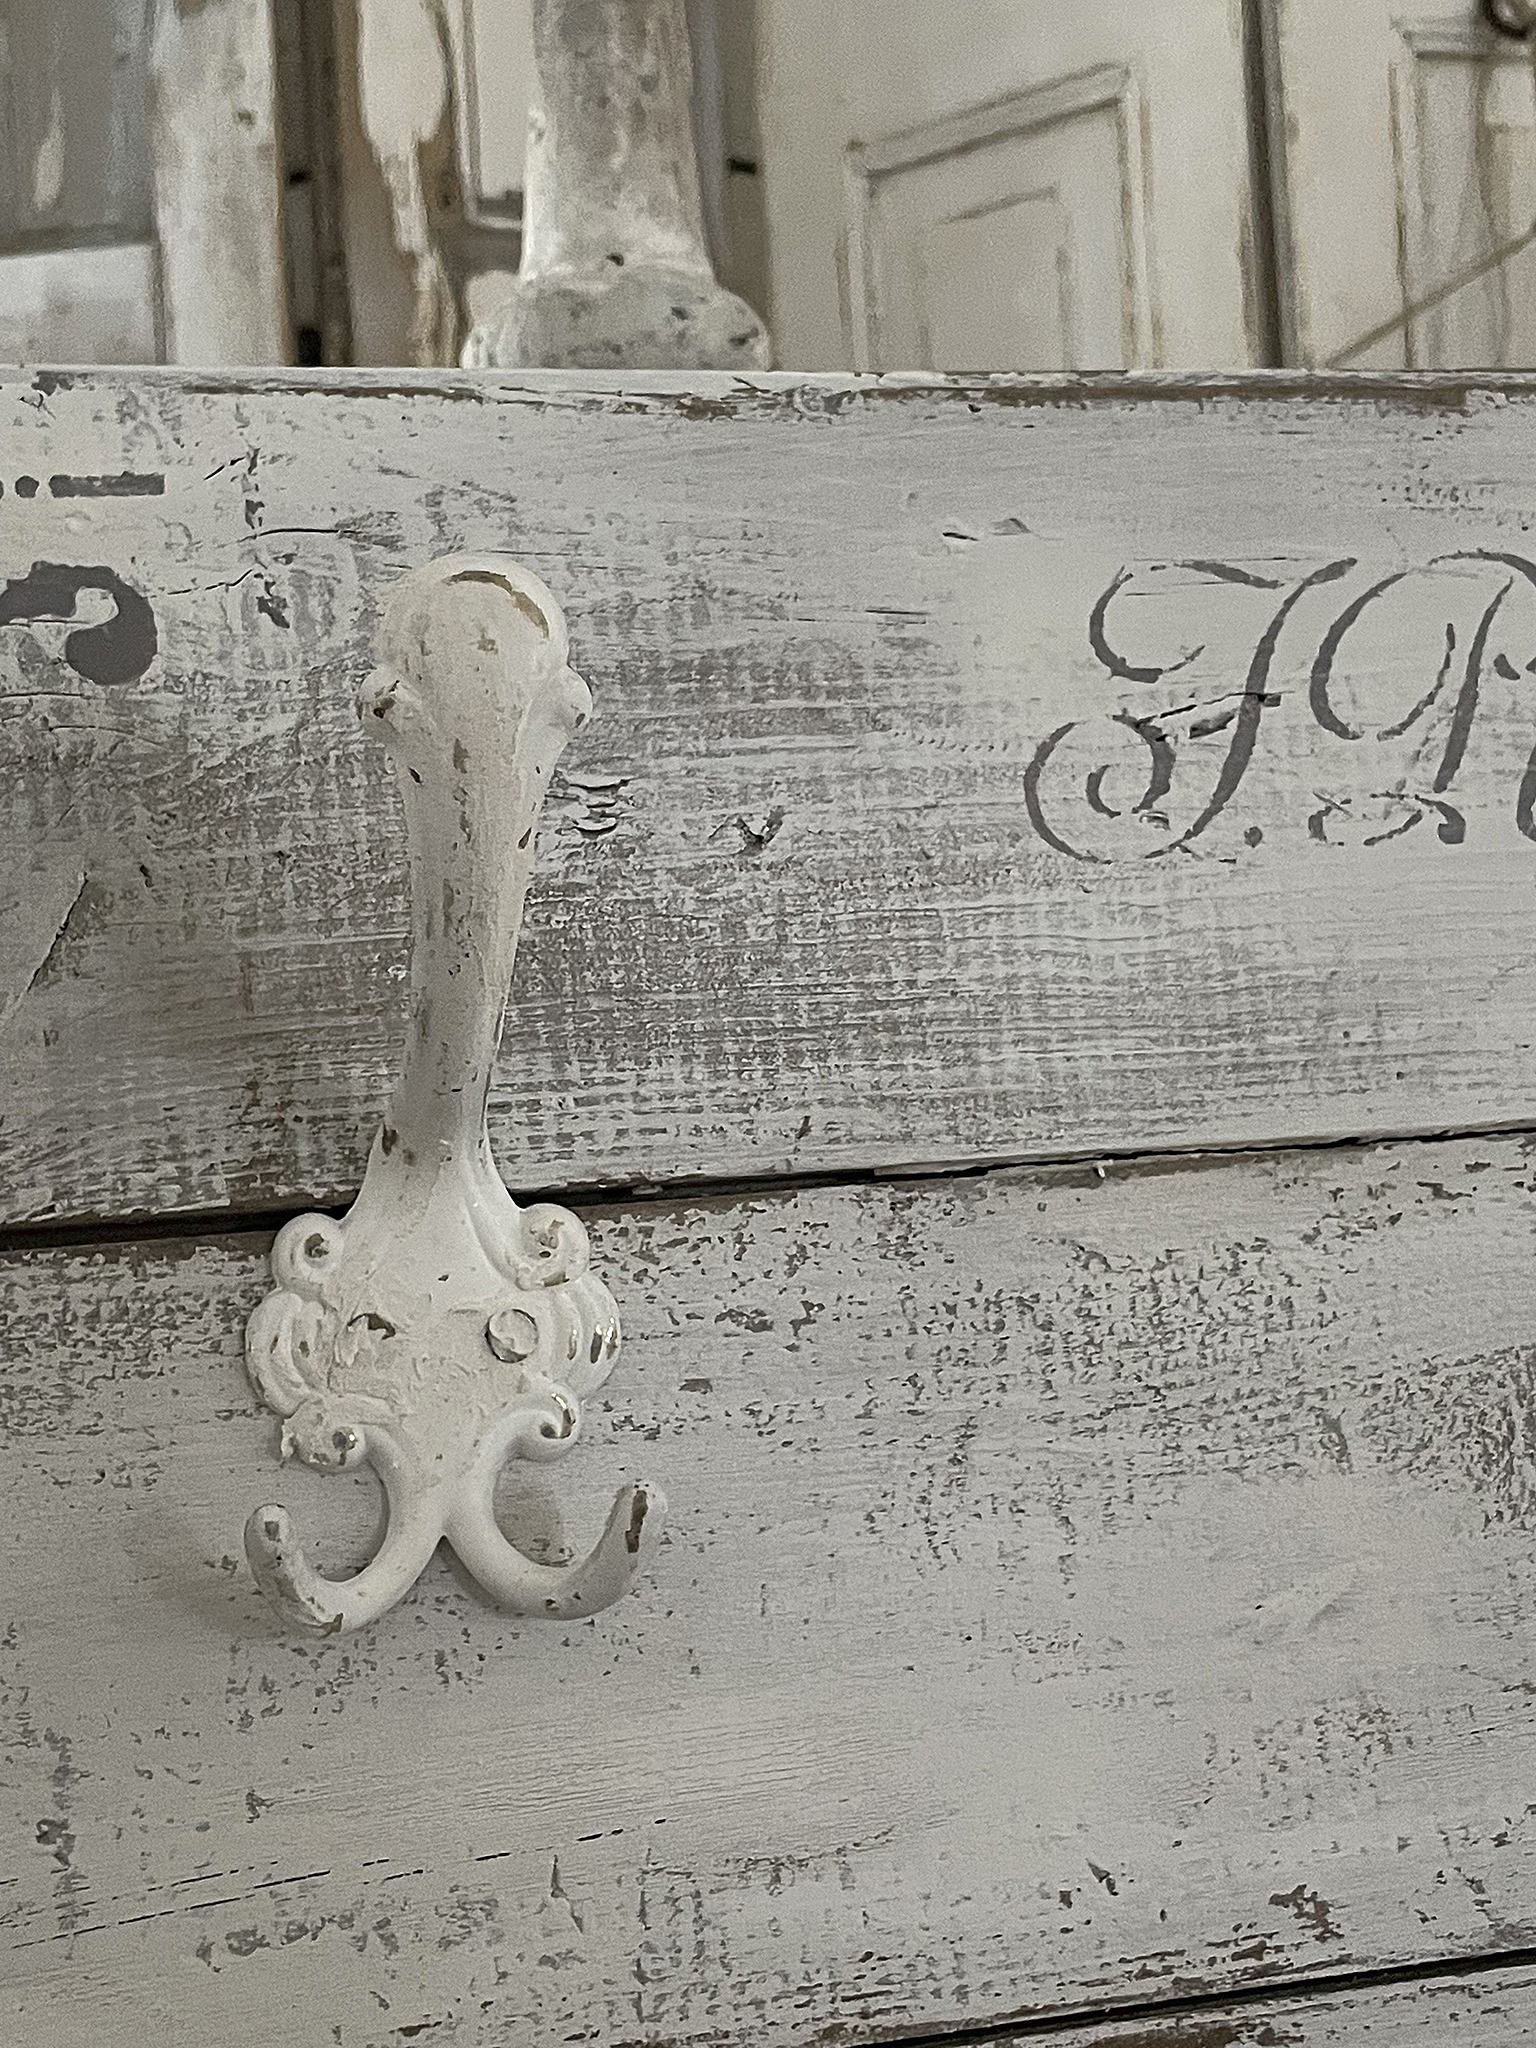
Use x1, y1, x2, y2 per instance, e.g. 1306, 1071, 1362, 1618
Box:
1024, 552, 1536, 861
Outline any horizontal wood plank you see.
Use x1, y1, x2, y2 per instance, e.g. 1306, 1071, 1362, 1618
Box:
2, 370, 1536, 1226
1022, 1961, 1536, 2046
4, 1132, 1534, 2046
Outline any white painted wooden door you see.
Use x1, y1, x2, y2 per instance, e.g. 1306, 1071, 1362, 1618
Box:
1262, 0, 1536, 366
0, 0, 289, 364
751, 0, 1263, 371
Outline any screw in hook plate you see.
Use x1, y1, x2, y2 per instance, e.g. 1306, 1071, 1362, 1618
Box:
1484, 0, 1535, 37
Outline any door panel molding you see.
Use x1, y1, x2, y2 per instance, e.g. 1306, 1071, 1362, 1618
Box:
1390, 20, 1536, 367
844, 65, 1155, 372
0, 243, 160, 364
1259, 0, 1536, 367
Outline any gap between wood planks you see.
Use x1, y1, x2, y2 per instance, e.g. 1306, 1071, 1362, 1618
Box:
3, 1114, 1534, 1258
895, 1943, 1536, 2048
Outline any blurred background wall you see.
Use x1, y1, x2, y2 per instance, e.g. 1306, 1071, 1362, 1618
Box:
1, 0, 1532, 371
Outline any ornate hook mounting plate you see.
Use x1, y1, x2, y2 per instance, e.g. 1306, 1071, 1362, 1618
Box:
243, 555, 664, 1634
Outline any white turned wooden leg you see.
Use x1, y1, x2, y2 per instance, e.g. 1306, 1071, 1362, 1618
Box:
462, 0, 771, 370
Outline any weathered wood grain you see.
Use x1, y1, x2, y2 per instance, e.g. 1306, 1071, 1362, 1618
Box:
4, 1133, 1534, 2047
2, 371, 1536, 1227
1028, 1961, 1536, 2045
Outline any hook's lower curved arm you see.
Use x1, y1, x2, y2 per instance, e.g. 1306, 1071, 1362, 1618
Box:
446, 1481, 665, 1619
441, 1394, 664, 1617
244, 1435, 445, 1635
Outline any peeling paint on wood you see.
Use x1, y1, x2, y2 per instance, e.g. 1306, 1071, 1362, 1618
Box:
353, 0, 458, 367
0, 0, 160, 363
2, 370, 1535, 1228
3, 1134, 1534, 2045
1031, 1960, 1536, 2044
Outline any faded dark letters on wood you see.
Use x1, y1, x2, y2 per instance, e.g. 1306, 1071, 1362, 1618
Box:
1024, 553, 1536, 859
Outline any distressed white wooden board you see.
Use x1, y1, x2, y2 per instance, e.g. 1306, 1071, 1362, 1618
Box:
1038, 1961, 1536, 2045
2, 370, 1536, 1228
4, 1134, 1535, 2047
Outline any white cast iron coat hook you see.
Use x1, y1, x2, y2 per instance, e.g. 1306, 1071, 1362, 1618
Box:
243, 554, 664, 1634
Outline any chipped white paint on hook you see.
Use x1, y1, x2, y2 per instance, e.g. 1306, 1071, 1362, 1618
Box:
243, 555, 664, 1632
